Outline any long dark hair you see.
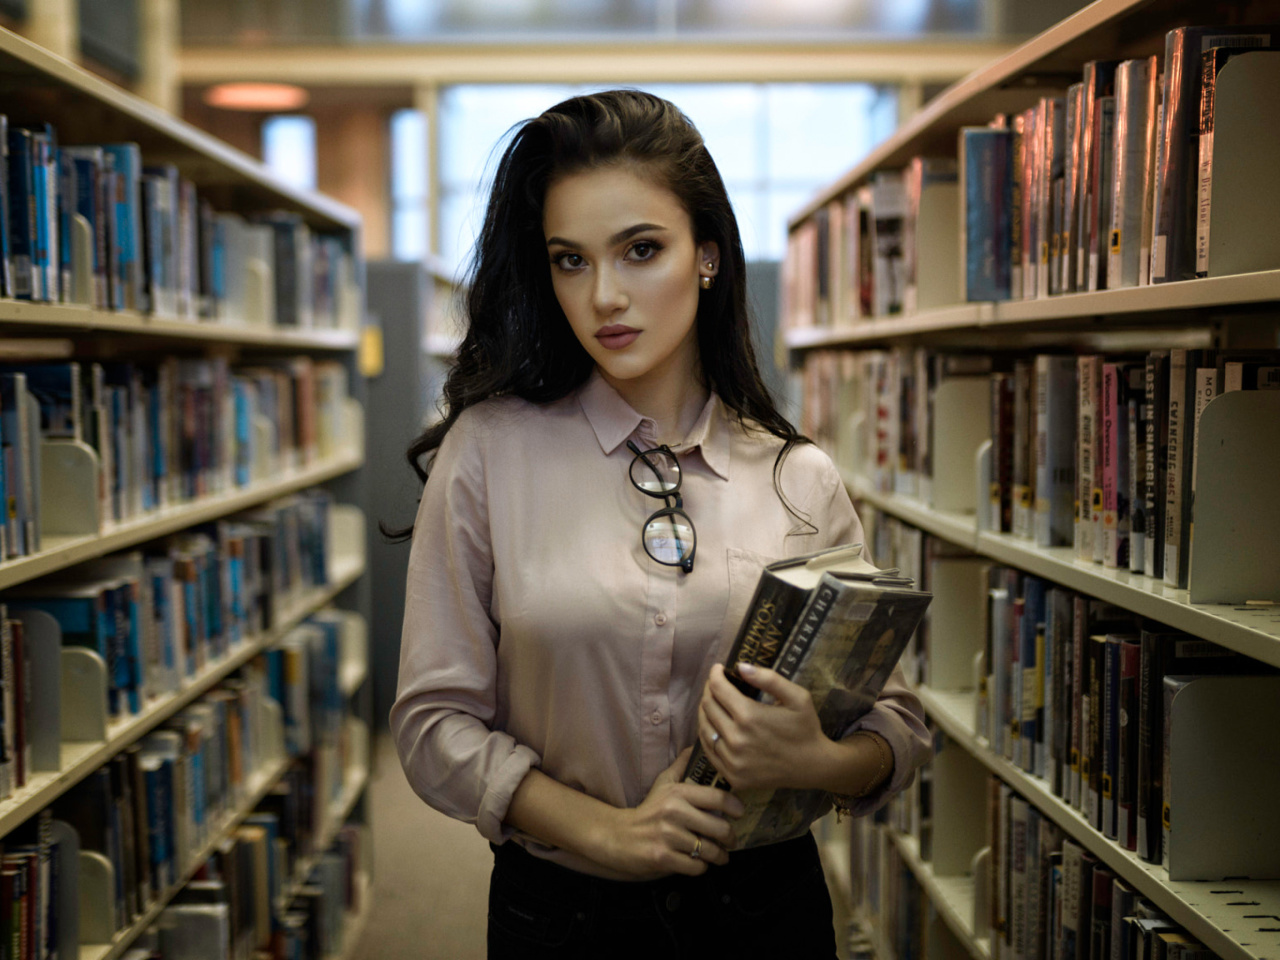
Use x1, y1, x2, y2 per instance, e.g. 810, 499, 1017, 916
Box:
389, 89, 809, 539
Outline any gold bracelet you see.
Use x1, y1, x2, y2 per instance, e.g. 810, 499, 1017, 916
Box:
831, 732, 893, 820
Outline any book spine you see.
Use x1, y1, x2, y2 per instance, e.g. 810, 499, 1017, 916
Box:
1163, 349, 1197, 587
1109, 58, 1156, 289
1195, 50, 1223, 278
1068, 595, 1085, 809
1038, 98, 1065, 299
1128, 366, 1147, 574
990, 588, 1011, 759
1035, 356, 1051, 546
1050, 590, 1073, 798
1160, 676, 1193, 871
1021, 108, 1038, 301
993, 373, 1014, 533
1102, 635, 1121, 840
1011, 113, 1026, 300
1075, 357, 1096, 560
1101, 363, 1120, 567
1089, 97, 1118, 292
1116, 637, 1141, 851
1063, 83, 1085, 293
1010, 795, 1030, 960
1085, 633, 1106, 829
682, 570, 812, 786
963, 129, 1013, 301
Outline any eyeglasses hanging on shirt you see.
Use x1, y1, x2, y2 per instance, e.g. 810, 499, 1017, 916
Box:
627, 439, 697, 573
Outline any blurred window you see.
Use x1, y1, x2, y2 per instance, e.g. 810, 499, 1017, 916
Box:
262, 115, 318, 192
437, 82, 895, 270
391, 108, 429, 261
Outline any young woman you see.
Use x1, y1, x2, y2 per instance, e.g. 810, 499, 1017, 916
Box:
390, 89, 931, 959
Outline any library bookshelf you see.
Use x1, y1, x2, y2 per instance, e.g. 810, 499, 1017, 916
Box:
0, 20, 373, 960
783, 2, 1280, 960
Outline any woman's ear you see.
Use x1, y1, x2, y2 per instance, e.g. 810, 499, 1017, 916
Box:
697, 241, 721, 279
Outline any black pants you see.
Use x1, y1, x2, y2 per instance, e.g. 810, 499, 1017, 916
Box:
487, 832, 838, 959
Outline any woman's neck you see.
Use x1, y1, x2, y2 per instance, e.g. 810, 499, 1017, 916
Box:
600, 358, 709, 446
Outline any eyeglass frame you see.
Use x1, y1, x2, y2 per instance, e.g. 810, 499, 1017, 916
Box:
626, 439, 697, 573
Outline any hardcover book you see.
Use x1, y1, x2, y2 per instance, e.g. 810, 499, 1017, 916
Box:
681, 544, 931, 849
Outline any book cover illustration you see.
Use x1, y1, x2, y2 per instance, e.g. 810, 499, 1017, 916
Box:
682, 545, 931, 849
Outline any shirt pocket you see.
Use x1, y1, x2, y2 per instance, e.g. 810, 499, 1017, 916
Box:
701, 546, 783, 676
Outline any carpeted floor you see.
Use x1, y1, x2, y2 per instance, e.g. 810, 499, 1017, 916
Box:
351, 734, 492, 960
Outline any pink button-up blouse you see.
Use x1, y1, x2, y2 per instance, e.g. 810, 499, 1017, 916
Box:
391, 369, 932, 875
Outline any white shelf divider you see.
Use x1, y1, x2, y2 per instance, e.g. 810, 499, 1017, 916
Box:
913, 684, 1280, 960
0, 449, 363, 592
0, 549, 365, 838
888, 830, 991, 960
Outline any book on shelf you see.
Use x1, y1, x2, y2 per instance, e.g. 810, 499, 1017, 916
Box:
681, 543, 931, 849
0, 114, 358, 329
1152, 25, 1280, 284
960, 127, 1013, 302
1108, 57, 1159, 290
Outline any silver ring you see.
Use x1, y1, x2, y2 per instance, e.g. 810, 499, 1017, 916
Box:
710, 732, 720, 746
690, 836, 703, 860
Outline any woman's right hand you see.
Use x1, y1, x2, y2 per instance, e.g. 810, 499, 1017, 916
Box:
591, 747, 746, 880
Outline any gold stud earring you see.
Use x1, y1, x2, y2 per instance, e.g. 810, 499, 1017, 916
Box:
700, 275, 713, 290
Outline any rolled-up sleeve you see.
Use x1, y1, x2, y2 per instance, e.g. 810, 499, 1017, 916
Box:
389, 410, 540, 843
806, 453, 934, 815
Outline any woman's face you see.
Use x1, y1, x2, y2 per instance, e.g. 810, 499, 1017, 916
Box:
543, 164, 718, 394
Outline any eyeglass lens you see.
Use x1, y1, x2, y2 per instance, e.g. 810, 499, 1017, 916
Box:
643, 514, 695, 565
629, 448, 681, 495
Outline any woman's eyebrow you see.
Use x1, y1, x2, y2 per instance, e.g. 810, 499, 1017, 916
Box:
545, 222, 668, 248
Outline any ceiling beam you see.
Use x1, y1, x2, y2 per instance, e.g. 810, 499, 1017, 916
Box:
179, 40, 1014, 87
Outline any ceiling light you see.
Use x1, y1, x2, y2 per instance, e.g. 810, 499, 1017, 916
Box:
204, 82, 311, 112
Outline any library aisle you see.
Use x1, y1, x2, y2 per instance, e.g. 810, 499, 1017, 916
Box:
351, 735, 490, 960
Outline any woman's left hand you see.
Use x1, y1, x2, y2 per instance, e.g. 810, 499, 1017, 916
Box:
697, 662, 831, 792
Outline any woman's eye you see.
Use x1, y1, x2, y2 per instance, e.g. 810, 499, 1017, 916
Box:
629, 241, 659, 261
553, 252, 584, 270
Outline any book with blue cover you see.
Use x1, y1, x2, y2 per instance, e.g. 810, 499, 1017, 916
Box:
7, 126, 37, 301
960, 127, 1012, 301
103, 144, 144, 312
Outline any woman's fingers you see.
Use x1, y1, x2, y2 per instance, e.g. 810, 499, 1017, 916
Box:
699, 696, 736, 754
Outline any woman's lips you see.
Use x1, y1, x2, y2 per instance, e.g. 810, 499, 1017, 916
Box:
596, 325, 640, 350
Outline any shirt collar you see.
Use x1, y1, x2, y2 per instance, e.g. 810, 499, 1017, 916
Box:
576, 368, 731, 481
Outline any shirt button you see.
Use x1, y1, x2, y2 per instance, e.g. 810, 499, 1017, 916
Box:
650, 711, 663, 725
665, 892, 681, 912
655, 612, 667, 626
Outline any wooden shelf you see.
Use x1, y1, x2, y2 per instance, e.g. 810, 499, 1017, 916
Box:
914, 685, 1280, 960
0, 450, 363, 592
844, 475, 1280, 670
0, 550, 365, 838
0, 28, 357, 231
888, 829, 991, 960
0, 300, 359, 350
81, 753, 294, 960
785, 271, 1280, 352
